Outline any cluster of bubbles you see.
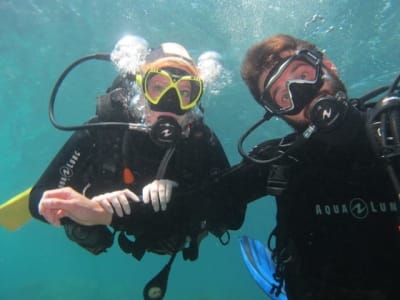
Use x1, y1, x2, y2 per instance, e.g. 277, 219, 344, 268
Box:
110, 35, 149, 75
111, 34, 230, 92
304, 14, 335, 35
198, 51, 232, 96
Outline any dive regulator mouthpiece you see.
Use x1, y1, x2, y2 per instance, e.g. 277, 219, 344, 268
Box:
309, 92, 349, 132
150, 116, 182, 146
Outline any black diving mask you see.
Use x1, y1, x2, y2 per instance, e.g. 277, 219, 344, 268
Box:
260, 49, 323, 116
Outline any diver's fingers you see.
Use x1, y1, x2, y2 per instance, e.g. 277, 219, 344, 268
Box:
157, 180, 167, 211
41, 207, 63, 226
117, 192, 131, 215
123, 189, 141, 203
150, 182, 160, 212
92, 194, 114, 214
142, 182, 161, 211
157, 180, 178, 211
109, 192, 124, 217
142, 185, 151, 204
165, 180, 178, 204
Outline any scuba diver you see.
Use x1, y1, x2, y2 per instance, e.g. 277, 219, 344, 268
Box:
34, 33, 400, 299
236, 34, 400, 299
29, 36, 235, 300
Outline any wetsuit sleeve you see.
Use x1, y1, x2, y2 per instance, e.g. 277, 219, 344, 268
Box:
191, 126, 273, 232
197, 127, 247, 231
109, 127, 273, 232
109, 148, 270, 235
29, 128, 96, 222
109, 127, 273, 236
199, 158, 270, 232
108, 124, 229, 230
29, 127, 115, 255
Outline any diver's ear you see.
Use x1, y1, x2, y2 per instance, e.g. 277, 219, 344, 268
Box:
322, 56, 338, 75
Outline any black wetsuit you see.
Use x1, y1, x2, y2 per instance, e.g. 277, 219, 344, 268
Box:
226, 109, 400, 299
29, 115, 232, 259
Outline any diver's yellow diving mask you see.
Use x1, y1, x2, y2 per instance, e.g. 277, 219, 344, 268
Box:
137, 69, 203, 114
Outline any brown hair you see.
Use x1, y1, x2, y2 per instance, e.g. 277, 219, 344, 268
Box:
241, 34, 317, 100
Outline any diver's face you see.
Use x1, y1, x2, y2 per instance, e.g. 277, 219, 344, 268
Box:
145, 73, 188, 125
258, 51, 335, 130
142, 66, 200, 126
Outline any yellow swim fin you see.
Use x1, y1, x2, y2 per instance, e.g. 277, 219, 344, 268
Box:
0, 187, 32, 231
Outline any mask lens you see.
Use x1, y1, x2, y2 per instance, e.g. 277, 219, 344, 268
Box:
144, 71, 173, 103
287, 79, 319, 113
176, 77, 202, 109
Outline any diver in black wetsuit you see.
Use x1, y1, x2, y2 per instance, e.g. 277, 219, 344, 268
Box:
29, 38, 237, 300
33, 33, 400, 300
237, 34, 400, 299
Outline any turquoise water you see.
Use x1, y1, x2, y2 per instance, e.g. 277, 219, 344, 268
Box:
1, 1, 399, 299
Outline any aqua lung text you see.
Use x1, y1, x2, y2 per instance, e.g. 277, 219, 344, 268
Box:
58, 150, 81, 188
315, 197, 398, 219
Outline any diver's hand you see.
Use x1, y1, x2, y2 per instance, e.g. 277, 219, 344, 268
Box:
91, 189, 140, 217
142, 179, 178, 212
38, 187, 112, 226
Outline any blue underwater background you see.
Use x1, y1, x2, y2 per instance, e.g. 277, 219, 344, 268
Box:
1, 1, 400, 299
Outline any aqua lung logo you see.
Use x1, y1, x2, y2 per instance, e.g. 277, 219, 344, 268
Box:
315, 197, 398, 219
161, 128, 173, 137
60, 166, 73, 177
349, 198, 369, 219
58, 150, 81, 188
322, 108, 332, 120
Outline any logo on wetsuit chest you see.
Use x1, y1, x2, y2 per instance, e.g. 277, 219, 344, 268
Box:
315, 197, 398, 219
58, 150, 81, 188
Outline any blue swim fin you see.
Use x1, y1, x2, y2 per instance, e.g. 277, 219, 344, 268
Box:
239, 236, 287, 300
